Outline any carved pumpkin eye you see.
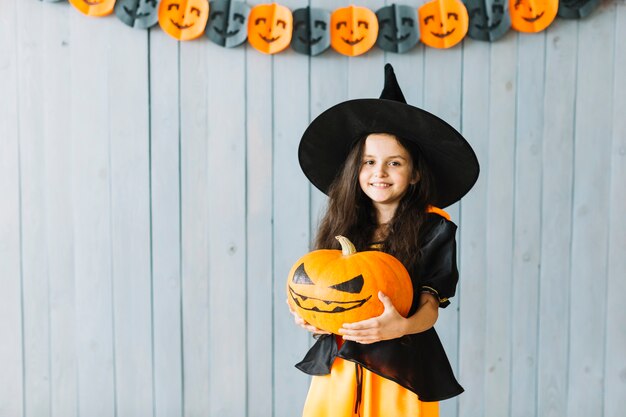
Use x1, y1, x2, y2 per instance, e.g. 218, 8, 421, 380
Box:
234, 13, 245, 23
314, 20, 326, 30
448, 12, 458, 20
336, 21, 347, 29
402, 18, 413, 27
330, 275, 364, 294
255, 17, 266, 25
424, 14, 434, 25
357, 20, 368, 29
292, 264, 314, 285
168, 3, 179, 10
277, 19, 286, 29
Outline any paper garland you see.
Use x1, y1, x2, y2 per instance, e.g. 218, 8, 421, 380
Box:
48, 0, 601, 55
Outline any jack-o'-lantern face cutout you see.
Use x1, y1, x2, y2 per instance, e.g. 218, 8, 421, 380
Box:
207, 0, 250, 48
509, 0, 557, 32
419, 0, 469, 48
158, 0, 209, 40
376, 4, 419, 54
464, 0, 510, 41
115, 0, 161, 29
557, 0, 600, 19
248, 3, 293, 54
292, 7, 331, 56
330, 5, 378, 56
286, 236, 413, 334
69, 0, 116, 16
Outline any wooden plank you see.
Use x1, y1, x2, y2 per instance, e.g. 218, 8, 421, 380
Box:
41, 5, 78, 417
567, 5, 615, 417
604, 5, 626, 417
510, 31, 546, 417
458, 39, 491, 417
69, 11, 116, 417
537, 19, 577, 417
150, 28, 184, 417
16, 1, 51, 415
206, 41, 247, 417
108, 22, 154, 417
423, 42, 464, 417
0, 0, 24, 415
484, 30, 517, 417
272, 20, 313, 417
179, 37, 211, 417
246, 36, 274, 417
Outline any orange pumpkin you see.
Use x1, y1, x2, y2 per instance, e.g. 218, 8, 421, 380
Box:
248, 3, 293, 54
509, 0, 557, 33
330, 5, 379, 57
158, 0, 210, 41
418, 0, 469, 49
287, 236, 413, 334
69, 0, 116, 16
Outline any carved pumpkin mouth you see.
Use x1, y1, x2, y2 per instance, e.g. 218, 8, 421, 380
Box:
259, 34, 281, 43
341, 36, 364, 45
288, 286, 372, 313
83, 0, 104, 4
298, 35, 323, 45
123, 6, 150, 18
522, 11, 544, 22
383, 32, 411, 43
430, 28, 456, 38
170, 19, 195, 29
213, 27, 241, 37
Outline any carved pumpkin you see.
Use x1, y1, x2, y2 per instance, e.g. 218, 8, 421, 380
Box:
418, 0, 469, 49
464, 0, 511, 41
557, 0, 600, 19
291, 7, 331, 56
287, 236, 413, 334
509, 0, 557, 33
330, 5, 379, 57
115, 0, 161, 29
376, 4, 420, 54
158, 0, 210, 41
69, 0, 116, 16
206, 0, 251, 48
248, 3, 293, 54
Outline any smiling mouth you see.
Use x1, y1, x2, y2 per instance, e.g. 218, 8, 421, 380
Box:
288, 287, 371, 313
123, 6, 150, 18
342, 36, 364, 45
474, 19, 503, 30
170, 19, 194, 29
370, 182, 392, 188
522, 11, 544, 22
213, 27, 241, 38
259, 34, 280, 43
83, 0, 104, 4
298, 35, 322, 45
383, 32, 410, 44
431, 28, 455, 38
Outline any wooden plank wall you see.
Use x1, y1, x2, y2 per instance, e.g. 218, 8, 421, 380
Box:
0, 1, 625, 417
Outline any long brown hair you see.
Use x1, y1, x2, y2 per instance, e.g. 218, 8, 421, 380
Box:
314, 134, 438, 270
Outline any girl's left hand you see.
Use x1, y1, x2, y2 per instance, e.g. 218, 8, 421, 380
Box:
338, 291, 408, 344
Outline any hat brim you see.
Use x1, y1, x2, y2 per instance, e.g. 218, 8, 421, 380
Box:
298, 98, 480, 208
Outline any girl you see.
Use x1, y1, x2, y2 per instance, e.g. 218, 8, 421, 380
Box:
291, 64, 479, 417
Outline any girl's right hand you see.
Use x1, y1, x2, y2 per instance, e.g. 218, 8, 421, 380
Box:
287, 299, 331, 335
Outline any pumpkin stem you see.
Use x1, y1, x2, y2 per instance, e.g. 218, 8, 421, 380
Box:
335, 235, 357, 256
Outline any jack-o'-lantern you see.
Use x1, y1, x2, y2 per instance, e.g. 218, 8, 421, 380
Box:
419, 0, 469, 48
115, 0, 161, 29
69, 0, 116, 16
464, 0, 510, 41
509, 0, 557, 33
158, 0, 209, 41
248, 3, 293, 54
206, 0, 250, 48
330, 5, 379, 57
557, 0, 600, 19
292, 7, 331, 56
376, 4, 420, 54
287, 236, 413, 334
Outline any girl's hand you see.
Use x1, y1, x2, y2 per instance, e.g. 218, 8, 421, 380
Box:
287, 299, 331, 335
338, 291, 408, 344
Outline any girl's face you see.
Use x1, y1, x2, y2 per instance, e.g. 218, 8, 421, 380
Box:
358, 133, 419, 216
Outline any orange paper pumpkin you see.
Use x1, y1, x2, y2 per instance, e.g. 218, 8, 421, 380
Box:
248, 3, 293, 54
418, 0, 469, 48
509, 0, 557, 33
287, 236, 413, 334
158, 0, 210, 41
330, 5, 379, 57
69, 0, 116, 16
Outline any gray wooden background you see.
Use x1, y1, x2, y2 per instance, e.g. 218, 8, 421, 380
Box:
1, 1, 625, 416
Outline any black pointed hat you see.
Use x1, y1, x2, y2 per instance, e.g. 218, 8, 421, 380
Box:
298, 64, 479, 208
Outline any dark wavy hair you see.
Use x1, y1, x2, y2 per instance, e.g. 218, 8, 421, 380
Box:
313, 134, 438, 270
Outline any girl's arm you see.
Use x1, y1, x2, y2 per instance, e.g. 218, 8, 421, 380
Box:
338, 291, 438, 344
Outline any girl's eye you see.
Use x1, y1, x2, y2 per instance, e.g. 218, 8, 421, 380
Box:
389, 161, 401, 166
363, 160, 375, 165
